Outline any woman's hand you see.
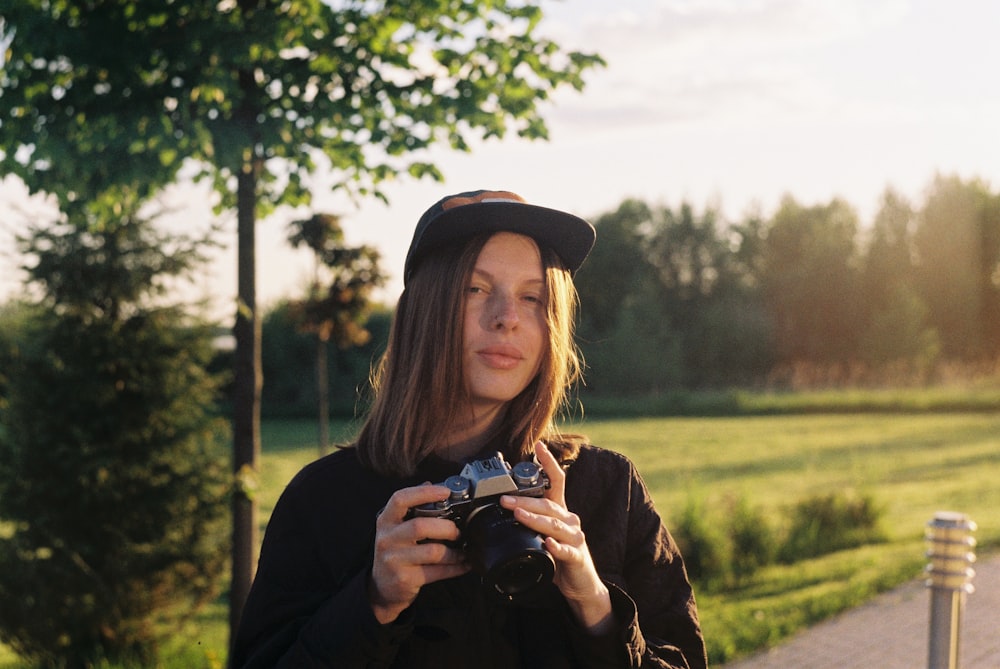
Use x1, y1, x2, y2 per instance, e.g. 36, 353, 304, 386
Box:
500, 442, 615, 635
369, 484, 471, 624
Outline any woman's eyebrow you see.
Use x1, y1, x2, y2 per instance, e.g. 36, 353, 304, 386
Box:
471, 267, 544, 285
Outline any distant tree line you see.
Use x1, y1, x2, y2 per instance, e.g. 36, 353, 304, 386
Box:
256, 173, 1000, 416
576, 173, 1000, 394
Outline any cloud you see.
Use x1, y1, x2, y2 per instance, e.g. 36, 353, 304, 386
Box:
544, 0, 913, 132
588, 0, 911, 57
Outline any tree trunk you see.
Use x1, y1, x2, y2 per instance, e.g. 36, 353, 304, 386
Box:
316, 336, 330, 456
230, 160, 262, 646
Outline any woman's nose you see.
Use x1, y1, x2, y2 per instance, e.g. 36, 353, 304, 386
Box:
487, 293, 519, 330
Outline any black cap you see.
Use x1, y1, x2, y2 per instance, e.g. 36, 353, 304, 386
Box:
403, 190, 596, 285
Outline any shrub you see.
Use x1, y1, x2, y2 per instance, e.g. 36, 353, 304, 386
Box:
724, 495, 777, 584
778, 490, 886, 563
673, 490, 886, 590
672, 497, 731, 586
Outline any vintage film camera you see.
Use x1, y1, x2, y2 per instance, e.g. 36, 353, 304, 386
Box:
409, 451, 555, 600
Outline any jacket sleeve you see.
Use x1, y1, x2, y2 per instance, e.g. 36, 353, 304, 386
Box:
567, 449, 707, 669
563, 582, 699, 669
619, 458, 707, 669
229, 481, 413, 668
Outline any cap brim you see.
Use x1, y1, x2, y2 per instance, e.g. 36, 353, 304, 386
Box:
406, 201, 596, 281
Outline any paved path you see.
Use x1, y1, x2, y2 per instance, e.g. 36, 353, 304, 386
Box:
720, 553, 1000, 668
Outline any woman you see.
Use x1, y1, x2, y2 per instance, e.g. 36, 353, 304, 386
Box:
230, 190, 706, 668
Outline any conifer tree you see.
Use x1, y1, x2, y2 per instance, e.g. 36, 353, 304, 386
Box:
0, 209, 229, 667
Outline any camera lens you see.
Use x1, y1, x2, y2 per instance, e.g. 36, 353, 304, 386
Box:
488, 551, 555, 597
463, 504, 555, 601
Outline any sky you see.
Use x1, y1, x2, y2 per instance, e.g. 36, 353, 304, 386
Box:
2, 0, 999, 319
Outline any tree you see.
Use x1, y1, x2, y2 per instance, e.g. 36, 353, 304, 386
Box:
575, 199, 656, 337
646, 202, 741, 385
0, 211, 229, 667
857, 188, 939, 375
913, 174, 1000, 360
286, 213, 386, 453
260, 302, 392, 419
576, 198, 774, 390
0, 302, 33, 408
861, 188, 917, 308
574, 200, 684, 394
0, 1, 604, 637
858, 283, 939, 376
759, 196, 862, 366
706, 206, 776, 384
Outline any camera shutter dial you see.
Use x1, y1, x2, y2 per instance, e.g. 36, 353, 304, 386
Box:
511, 461, 541, 488
444, 475, 471, 502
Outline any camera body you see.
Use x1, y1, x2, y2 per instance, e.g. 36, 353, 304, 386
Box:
409, 451, 555, 600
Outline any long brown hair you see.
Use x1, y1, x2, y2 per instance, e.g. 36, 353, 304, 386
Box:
355, 233, 585, 477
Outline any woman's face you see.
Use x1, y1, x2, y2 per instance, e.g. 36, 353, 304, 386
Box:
462, 232, 546, 419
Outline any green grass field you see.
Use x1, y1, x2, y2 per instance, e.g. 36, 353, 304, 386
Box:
3, 410, 998, 667
580, 413, 1000, 663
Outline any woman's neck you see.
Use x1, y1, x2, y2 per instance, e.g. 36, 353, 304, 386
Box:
439, 403, 506, 462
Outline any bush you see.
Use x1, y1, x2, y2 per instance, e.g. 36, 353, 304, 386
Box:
672, 497, 731, 586
724, 495, 776, 583
673, 490, 886, 590
777, 491, 886, 563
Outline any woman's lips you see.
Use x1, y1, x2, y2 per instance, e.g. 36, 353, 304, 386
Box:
476, 345, 523, 369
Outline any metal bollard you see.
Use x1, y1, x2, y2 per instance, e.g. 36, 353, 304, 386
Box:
925, 511, 977, 669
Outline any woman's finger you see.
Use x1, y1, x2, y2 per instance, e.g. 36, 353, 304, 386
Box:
534, 441, 566, 506
378, 483, 453, 524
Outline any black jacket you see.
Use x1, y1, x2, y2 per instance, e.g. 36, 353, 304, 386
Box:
230, 444, 706, 668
